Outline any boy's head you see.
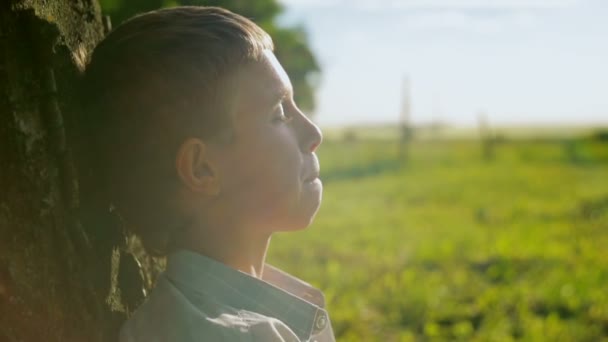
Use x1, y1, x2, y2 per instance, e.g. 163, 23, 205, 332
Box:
81, 6, 322, 256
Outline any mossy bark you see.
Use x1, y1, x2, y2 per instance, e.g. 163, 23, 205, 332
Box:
0, 1, 145, 341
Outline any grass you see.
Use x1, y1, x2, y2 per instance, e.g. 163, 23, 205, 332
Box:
267, 134, 608, 341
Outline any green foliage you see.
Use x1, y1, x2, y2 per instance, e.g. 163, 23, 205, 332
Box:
98, 0, 320, 112
268, 137, 608, 341
590, 129, 608, 142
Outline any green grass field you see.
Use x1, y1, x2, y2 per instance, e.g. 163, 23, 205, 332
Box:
267, 132, 608, 341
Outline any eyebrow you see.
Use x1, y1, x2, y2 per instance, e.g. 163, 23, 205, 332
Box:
269, 87, 290, 107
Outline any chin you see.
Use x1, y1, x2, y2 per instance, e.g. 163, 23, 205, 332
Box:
271, 188, 322, 232
280, 206, 321, 232
279, 221, 314, 232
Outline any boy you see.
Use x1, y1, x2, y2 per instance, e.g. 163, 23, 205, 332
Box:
81, 6, 334, 342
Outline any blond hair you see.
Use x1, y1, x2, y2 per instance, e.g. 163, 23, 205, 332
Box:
80, 6, 273, 256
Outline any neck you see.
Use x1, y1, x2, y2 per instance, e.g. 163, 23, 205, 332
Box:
176, 225, 272, 278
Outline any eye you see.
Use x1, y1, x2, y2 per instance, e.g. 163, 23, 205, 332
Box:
272, 103, 293, 123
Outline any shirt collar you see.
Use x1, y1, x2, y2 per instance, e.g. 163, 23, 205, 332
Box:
164, 249, 328, 340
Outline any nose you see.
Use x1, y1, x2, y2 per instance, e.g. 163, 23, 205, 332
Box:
308, 121, 323, 153
298, 112, 323, 153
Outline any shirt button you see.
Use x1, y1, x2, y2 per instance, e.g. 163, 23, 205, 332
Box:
315, 313, 327, 331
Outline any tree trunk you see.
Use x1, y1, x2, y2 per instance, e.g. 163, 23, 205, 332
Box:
0, 1, 146, 341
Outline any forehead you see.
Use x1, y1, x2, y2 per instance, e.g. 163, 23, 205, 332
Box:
234, 50, 291, 114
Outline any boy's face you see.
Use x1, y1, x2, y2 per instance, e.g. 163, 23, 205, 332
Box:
208, 50, 323, 234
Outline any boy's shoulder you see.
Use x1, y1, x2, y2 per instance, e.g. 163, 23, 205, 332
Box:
119, 275, 300, 342
119, 250, 334, 342
119, 274, 241, 341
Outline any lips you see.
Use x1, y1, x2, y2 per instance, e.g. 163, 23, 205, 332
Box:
304, 172, 320, 183
303, 166, 320, 183
304, 155, 320, 183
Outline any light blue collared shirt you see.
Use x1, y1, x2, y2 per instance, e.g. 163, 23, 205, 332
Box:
120, 249, 335, 342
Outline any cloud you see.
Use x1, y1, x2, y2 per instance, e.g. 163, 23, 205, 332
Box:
279, 0, 340, 7
402, 10, 537, 33
279, 0, 582, 10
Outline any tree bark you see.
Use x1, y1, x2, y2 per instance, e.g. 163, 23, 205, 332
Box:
0, 1, 146, 341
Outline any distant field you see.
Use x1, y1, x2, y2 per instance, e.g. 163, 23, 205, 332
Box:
267, 134, 608, 341
321, 123, 608, 141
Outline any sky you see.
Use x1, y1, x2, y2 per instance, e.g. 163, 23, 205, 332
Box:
277, 0, 608, 127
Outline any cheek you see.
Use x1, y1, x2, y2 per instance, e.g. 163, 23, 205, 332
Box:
251, 141, 302, 206
225, 129, 303, 225
241, 169, 302, 230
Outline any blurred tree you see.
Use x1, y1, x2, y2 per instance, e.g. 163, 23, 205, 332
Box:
99, 0, 321, 113
1, 0, 143, 340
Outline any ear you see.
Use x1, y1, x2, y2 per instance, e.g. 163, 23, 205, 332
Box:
175, 138, 220, 196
